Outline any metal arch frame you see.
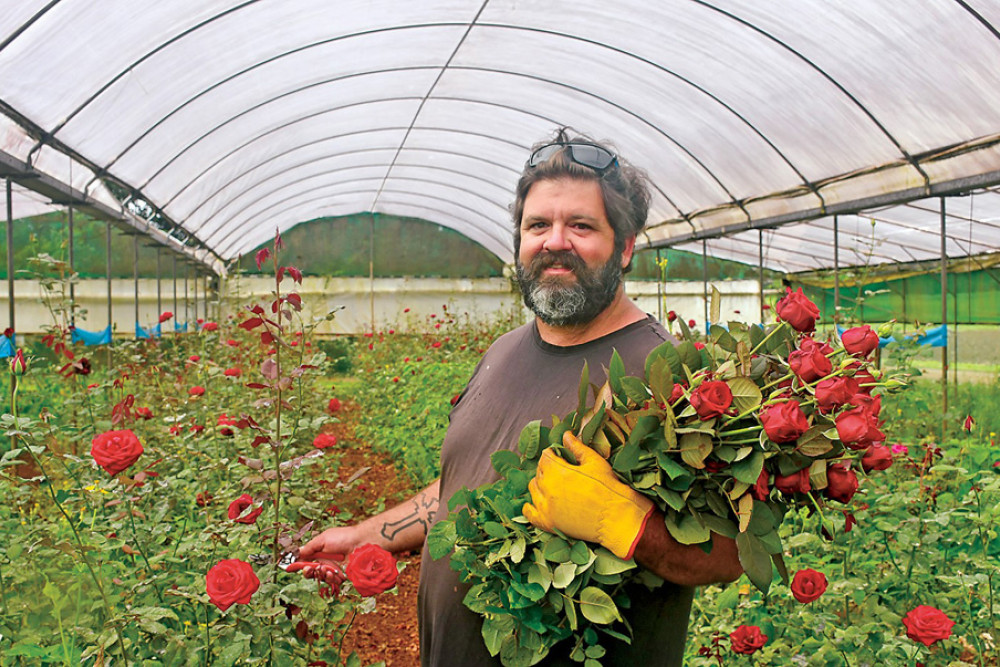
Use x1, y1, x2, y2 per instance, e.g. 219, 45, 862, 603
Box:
187, 140, 514, 224
0, 1, 61, 54
211, 185, 513, 258
204, 172, 512, 245
214, 190, 511, 260
713, 227, 899, 270
127, 66, 708, 215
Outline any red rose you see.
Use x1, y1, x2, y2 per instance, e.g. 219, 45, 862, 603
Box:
788, 337, 833, 383
668, 383, 686, 404
90, 429, 144, 476
169, 425, 183, 436
775, 287, 820, 333
135, 407, 154, 420
327, 398, 342, 413
836, 406, 883, 449
346, 544, 398, 597
759, 400, 810, 443
902, 605, 955, 647
227, 494, 263, 524
688, 319, 697, 328
775, 468, 811, 495
666, 310, 677, 322
224, 367, 242, 377
158, 311, 173, 323
205, 559, 260, 611
226, 339, 239, 347
689, 380, 733, 420
217, 413, 237, 437
188, 355, 200, 363
815, 376, 859, 413
749, 469, 770, 501
313, 433, 338, 449
729, 624, 768, 655
189, 386, 205, 397
862, 444, 893, 472
790, 568, 828, 603
202, 321, 219, 331
824, 463, 859, 503
841, 325, 880, 356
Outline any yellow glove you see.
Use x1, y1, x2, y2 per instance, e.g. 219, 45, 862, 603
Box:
523, 431, 655, 560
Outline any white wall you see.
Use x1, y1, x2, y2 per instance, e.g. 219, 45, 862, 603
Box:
0, 276, 770, 336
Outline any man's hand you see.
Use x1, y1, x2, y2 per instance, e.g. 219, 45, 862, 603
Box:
297, 525, 365, 584
523, 431, 654, 560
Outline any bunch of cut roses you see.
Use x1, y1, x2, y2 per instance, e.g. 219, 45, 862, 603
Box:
428, 287, 907, 665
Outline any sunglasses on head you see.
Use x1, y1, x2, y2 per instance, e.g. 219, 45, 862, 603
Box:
527, 141, 619, 174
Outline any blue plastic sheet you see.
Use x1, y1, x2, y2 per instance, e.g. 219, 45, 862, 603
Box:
835, 324, 947, 348
71, 325, 112, 346
0, 334, 14, 358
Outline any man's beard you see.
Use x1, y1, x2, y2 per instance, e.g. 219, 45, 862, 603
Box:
516, 250, 623, 327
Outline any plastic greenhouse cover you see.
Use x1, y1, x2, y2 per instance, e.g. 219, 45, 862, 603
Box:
2, 0, 1000, 275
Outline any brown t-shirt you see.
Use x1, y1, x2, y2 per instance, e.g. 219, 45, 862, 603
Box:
418, 315, 695, 666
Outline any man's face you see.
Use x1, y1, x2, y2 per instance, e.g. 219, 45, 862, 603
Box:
515, 178, 634, 326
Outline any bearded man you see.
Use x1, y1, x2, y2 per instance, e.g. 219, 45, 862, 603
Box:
300, 130, 742, 666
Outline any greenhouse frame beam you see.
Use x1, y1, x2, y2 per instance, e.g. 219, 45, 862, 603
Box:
647, 164, 1000, 252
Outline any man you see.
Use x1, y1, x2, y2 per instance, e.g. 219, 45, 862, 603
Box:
299, 130, 742, 665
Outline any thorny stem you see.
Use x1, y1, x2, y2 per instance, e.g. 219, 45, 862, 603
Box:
10, 374, 18, 450
124, 493, 165, 604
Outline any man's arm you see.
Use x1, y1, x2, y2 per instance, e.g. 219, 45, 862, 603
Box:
299, 478, 441, 560
633, 511, 742, 586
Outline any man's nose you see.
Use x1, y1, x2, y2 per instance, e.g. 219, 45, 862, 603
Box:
542, 223, 571, 252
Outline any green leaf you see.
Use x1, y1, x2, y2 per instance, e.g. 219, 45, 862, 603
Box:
726, 377, 762, 413
482, 615, 516, 656
677, 340, 703, 372
608, 350, 625, 398
679, 432, 712, 469
797, 426, 835, 457
645, 340, 683, 379
426, 520, 457, 560
570, 540, 592, 565
730, 450, 764, 485
716, 584, 740, 610
552, 561, 577, 589
648, 358, 674, 405
518, 420, 544, 460
579, 586, 622, 624
710, 285, 721, 327
665, 512, 711, 545
736, 531, 773, 594
576, 362, 591, 429
491, 449, 521, 476
593, 549, 636, 576
710, 324, 736, 352
483, 522, 508, 539
500, 634, 540, 667
543, 537, 572, 563
621, 376, 651, 404
527, 562, 552, 592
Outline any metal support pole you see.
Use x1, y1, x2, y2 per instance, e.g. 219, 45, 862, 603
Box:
833, 215, 840, 324
656, 248, 663, 323
193, 269, 199, 323
757, 231, 764, 325
133, 234, 139, 332
172, 256, 178, 335
701, 239, 709, 329
369, 213, 375, 332
106, 221, 113, 365
940, 197, 948, 438
156, 249, 162, 318
184, 263, 190, 330
68, 206, 75, 327
6, 179, 13, 336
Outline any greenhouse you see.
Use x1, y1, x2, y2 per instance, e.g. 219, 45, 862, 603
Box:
1, 2, 999, 665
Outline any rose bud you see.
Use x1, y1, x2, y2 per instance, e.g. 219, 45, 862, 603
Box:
749, 468, 770, 501
668, 383, 686, 404
824, 463, 859, 503
759, 400, 810, 443
775, 287, 820, 333
788, 337, 833, 383
666, 310, 677, 322
861, 444, 893, 472
815, 376, 859, 412
689, 380, 733, 419
775, 468, 811, 495
841, 325, 880, 357
9, 349, 27, 376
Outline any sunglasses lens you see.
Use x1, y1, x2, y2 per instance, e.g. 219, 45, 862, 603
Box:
568, 144, 616, 171
527, 142, 617, 172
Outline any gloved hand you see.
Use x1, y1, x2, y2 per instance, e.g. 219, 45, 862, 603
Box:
523, 430, 655, 560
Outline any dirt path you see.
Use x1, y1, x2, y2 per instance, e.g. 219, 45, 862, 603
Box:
320, 401, 422, 667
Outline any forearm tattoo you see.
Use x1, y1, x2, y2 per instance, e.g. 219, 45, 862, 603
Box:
379, 490, 439, 542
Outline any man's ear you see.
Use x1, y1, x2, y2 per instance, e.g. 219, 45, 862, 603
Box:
621, 235, 636, 269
